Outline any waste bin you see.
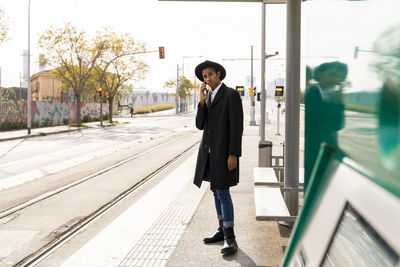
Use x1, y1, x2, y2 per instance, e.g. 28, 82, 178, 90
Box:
259, 140, 272, 167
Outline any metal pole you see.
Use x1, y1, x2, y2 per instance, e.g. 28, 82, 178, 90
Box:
284, 0, 301, 219
100, 94, 103, 127
260, 3, 266, 141
277, 102, 280, 135
19, 72, 22, 101
176, 64, 179, 114
27, 0, 31, 134
182, 57, 185, 77
250, 45, 256, 126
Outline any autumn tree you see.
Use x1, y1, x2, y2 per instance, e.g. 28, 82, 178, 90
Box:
164, 76, 194, 99
38, 23, 108, 124
0, 8, 9, 45
94, 29, 148, 122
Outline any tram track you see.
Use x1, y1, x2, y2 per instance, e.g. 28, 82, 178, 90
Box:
12, 133, 200, 266
0, 130, 197, 220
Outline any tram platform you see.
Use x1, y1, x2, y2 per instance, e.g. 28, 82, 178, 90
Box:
167, 123, 292, 267
37, 100, 299, 266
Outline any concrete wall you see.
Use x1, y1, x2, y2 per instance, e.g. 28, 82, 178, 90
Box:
120, 92, 175, 107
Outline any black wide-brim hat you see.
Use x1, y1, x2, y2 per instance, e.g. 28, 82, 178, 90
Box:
195, 60, 226, 82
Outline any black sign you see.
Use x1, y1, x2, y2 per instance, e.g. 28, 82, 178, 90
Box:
275, 86, 284, 97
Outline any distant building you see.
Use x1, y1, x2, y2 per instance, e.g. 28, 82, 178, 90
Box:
30, 70, 63, 101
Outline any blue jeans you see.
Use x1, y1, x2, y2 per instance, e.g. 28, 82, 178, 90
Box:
213, 189, 234, 228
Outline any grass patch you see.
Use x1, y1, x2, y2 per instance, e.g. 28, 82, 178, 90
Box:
135, 104, 174, 114
70, 123, 88, 128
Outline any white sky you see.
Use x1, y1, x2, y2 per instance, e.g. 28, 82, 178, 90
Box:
0, 0, 398, 92
0, 0, 287, 92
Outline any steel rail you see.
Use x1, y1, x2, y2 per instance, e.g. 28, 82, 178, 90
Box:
15, 135, 200, 267
0, 130, 197, 220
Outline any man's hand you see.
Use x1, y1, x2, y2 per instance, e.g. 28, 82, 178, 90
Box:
199, 82, 208, 106
227, 155, 237, 171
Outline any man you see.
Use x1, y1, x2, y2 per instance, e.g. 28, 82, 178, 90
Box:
193, 60, 243, 255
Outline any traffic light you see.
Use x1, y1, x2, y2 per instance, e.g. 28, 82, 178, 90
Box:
236, 86, 245, 96
98, 88, 102, 97
249, 87, 256, 97
159, 47, 165, 59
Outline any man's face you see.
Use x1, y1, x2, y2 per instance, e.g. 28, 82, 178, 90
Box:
319, 68, 345, 90
202, 67, 221, 90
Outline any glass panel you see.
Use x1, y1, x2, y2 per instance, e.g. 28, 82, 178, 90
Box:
322, 204, 399, 267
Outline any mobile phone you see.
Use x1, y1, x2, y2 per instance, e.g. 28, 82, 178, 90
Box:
203, 83, 209, 95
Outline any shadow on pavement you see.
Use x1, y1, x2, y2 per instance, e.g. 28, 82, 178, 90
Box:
222, 248, 272, 267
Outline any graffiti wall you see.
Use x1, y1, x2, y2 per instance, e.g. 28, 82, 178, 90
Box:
0, 100, 27, 124
0, 100, 108, 127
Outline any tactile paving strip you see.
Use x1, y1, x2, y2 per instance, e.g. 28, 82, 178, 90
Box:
118, 181, 208, 267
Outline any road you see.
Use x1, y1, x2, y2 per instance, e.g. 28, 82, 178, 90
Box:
0, 110, 200, 266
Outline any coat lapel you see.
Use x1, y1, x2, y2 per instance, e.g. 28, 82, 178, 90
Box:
209, 83, 226, 109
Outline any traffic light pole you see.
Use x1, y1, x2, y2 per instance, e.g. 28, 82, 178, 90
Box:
100, 94, 103, 127
250, 45, 256, 126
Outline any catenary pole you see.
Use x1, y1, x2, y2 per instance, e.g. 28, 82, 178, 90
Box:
260, 2, 266, 141
284, 0, 301, 219
250, 45, 256, 126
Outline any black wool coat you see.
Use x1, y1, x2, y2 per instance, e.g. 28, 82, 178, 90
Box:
193, 83, 244, 190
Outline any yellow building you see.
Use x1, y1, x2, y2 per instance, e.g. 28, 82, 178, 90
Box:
30, 70, 63, 101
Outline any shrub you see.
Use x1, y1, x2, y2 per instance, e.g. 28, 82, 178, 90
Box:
70, 123, 87, 127
82, 115, 94, 123
135, 104, 174, 114
0, 121, 26, 131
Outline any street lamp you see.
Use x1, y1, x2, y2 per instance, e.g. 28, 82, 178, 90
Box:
27, 0, 32, 134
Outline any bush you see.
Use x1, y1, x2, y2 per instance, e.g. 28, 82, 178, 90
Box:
82, 115, 94, 123
135, 104, 174, 114
63, 119, 69, 125
0, 121, 26, 131
103, 113, 109, 120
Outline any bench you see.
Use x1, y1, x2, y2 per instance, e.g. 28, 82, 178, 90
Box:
254, 167, 304, 187
254, 167, 303, 221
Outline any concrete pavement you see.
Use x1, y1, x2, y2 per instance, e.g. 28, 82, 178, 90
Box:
167, 100, 293, 267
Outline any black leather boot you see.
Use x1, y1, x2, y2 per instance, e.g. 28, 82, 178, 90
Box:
221, 226, 238, 254
203, 220, 224, 243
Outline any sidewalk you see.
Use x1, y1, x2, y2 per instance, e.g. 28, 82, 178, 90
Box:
0, 121, 114, 142
167, 101, 291, 267
0, 107, 181, 142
